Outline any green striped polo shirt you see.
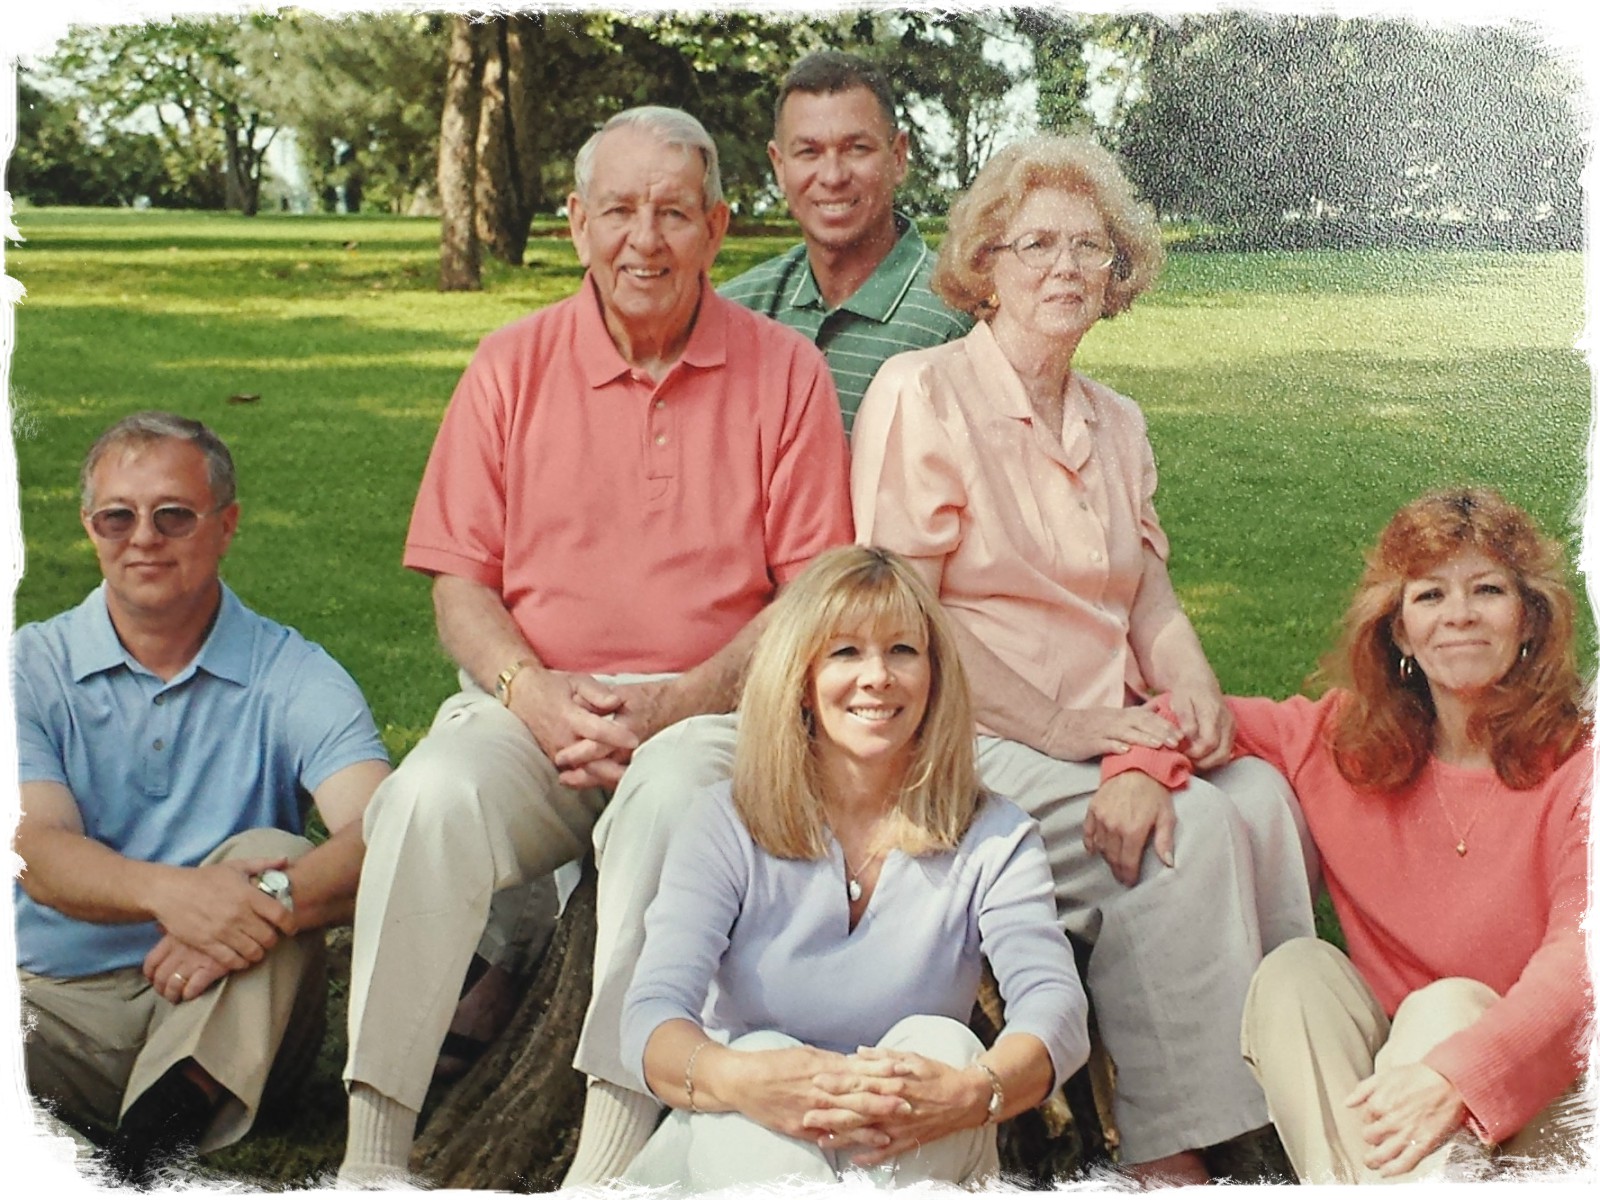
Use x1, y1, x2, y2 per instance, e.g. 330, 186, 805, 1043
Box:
718, 215, 973, 434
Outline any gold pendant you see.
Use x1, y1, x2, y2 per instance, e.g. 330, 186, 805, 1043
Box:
1455, 841, 1467, 857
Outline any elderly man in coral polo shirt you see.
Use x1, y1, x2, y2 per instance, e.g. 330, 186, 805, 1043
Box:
336, 106, 851, 1185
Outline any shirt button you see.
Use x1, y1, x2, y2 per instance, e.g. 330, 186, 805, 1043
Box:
1079, 500, 1090, 511
153, 738, 165, 751
153, 695, 165, 705
654, 400, 665, 410
655, 434, 666, 446
1089, 551, 1103, 564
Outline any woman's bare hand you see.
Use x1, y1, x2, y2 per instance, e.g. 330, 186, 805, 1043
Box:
1167, 683, 1235, 768
1043, 704, 1182, 762
1083, 771, 1176, 886
1346, 1062, 1468, 1177
804, 1048, 987, 1166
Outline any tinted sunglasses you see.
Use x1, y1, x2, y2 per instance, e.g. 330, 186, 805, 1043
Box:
87, 504, 217, 540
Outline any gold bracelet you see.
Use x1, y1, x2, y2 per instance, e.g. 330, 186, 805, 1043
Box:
684, 1039, 713, 1113
972, 1061, 1004, 1125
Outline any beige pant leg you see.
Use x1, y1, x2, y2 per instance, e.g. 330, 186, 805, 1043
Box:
1372, 977, 1500, 1181
871, 1015, 1000, 1186
625, 1020, 1000, 1192
133, 827, 324, 1151
344, 685, 606, 1112
21, 967, 157, 1137
574, 712, 740, 1087
22, 827, 323, 1152
621, 1031, 837, 1190
1241, 937, 1392, 1183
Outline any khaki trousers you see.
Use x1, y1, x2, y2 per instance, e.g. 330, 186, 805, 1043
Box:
20, 827, 326, 1152
1241, 937, 1591, 1183
623, 1015, 1000, 1191
344, 674, 714, 1113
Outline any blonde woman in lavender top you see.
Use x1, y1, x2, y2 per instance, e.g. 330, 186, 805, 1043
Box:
618, 545, 1087, 1190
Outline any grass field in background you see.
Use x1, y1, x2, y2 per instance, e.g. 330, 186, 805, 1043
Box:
12, 208, 1590, 743
6, 207, 1592, 1181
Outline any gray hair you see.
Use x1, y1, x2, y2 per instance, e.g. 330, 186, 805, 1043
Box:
81, 411, 237, 510
573, 106, 724, 210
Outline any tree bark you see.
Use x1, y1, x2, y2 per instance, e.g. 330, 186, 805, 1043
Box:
474, 20, 520, 265
503, 15, 546, 246
438, 15, 486, 291
410, 861, 597, 1189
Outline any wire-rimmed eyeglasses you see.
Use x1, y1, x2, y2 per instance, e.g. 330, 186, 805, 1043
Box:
999, 231, 1117, 274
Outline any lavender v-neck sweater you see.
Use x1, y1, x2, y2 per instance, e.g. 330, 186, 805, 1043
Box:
621, 782, 1089, 1094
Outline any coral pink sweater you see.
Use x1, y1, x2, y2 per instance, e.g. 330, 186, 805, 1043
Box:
1106, 690, 1591, 1143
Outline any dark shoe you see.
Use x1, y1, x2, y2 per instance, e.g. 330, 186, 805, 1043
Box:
433, 956, 518, 1083
103, 1066, 215, 1188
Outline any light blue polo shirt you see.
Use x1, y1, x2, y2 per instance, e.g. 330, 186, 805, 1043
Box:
13, 582, 388, 978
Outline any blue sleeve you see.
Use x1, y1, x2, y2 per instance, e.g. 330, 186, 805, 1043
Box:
12, 627, 70, 787
282, 642, 389, 793
978, 808, 1091, 1090
620, 784, 750, 1096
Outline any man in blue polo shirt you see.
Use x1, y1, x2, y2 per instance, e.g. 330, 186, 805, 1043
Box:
12, 411, 390, 1183
719, 50, 972, 432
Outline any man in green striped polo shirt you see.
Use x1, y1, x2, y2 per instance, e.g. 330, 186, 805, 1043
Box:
720, 51, 971, 434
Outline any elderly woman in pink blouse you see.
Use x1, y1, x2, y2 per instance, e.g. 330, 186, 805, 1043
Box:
851, 135, 1316, 1184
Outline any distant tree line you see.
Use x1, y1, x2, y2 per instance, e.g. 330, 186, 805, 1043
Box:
14, 9, 1582, 278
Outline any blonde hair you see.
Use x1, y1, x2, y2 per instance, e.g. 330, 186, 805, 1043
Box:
733, 546, 982, 859
932, 134, 1164, 321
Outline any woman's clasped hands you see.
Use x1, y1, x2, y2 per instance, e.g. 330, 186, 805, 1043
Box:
801, 1047, 990, 1167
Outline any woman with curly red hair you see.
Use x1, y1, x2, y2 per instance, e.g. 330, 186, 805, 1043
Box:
1107, 488, 1592, 1182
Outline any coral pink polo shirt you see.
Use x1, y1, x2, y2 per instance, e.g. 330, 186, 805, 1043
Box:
405, 273, 852, 675
853, 320, 1170, 717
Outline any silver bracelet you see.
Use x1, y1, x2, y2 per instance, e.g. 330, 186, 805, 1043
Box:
972, 1061, 1004, 1125
684, 1040, 713, 1113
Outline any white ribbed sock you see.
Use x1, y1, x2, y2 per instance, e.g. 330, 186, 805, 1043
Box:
561, 1079, 663, 1185
337, 1083, 419, 1187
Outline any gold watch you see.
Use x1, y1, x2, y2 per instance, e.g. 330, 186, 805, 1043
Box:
494, 659, 529, 706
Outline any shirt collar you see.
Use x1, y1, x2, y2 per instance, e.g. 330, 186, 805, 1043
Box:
965, 320, 1034, 422
67, 581, 253, 686
787, 213, 926, 321
576, 270, 724, 388
964, 320, 1097, 428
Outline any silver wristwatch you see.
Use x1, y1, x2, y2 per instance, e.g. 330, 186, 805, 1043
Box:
255, 868, 294, 912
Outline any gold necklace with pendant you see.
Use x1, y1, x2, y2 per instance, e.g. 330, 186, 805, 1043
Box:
1429, 762, 1485, 857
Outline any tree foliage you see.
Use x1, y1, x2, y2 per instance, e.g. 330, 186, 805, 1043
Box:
10, 73, 174, 207
1118, 15, 1583, 247
47, 17, 281, 214
256, 11, 448, 214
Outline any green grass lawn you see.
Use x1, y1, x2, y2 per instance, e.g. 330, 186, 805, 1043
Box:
6, 207, 1592, 1182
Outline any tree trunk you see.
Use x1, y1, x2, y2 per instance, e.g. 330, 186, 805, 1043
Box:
504, 15, 546, 244
474, 20, 522, 266
410, 861, 597, 1189
439, 15, 487, 292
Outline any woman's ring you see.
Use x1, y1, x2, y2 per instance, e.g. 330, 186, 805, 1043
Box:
171, 971, 186, 986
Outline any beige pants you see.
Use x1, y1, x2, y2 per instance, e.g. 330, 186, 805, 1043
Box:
1241, 937, 1591, 1183
344, 673, 720, 1112
623, 1015, 1000, 1191
20, 827, 326, 1152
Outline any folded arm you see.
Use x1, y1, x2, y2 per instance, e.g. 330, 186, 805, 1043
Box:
16, 780, 293, 974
